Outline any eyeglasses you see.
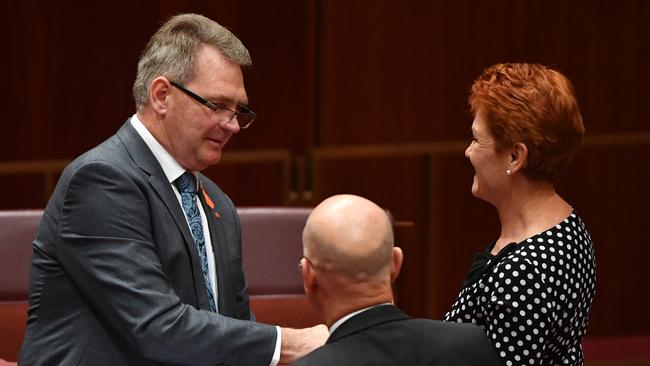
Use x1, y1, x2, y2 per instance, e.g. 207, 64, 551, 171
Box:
169, 80, 256, 129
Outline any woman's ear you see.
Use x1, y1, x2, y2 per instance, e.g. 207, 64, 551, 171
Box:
509, 142, 528, 173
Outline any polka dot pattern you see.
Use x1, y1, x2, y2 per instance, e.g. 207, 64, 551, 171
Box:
444, 210, 596, 365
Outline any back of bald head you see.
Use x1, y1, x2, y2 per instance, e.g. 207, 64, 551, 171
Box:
302, 195, 394, 280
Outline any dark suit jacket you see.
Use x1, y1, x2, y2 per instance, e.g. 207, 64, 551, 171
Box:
19, 121, 276, 366
293, 305, 502, 366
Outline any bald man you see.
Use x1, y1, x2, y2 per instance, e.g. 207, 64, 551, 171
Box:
293, 195, 501, 366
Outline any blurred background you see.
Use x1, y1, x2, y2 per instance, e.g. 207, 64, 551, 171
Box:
1, 0, 649, 345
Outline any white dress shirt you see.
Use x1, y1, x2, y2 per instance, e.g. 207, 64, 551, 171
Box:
130, 115, 281, 366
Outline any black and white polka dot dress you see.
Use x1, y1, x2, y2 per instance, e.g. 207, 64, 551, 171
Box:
444, 210, 596, 365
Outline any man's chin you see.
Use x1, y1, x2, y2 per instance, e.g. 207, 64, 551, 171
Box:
202, 152, 223, 168
185, 155, 221, 172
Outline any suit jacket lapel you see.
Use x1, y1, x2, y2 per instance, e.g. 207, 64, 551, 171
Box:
328, 305, 409, 343
116, 120, 209, 310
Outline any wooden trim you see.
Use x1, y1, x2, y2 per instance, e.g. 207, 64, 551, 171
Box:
220, 149, 292, 164
311, 141, 466, 159
0, 160, 69, 174
310, 132, 650, 160
1, 132, 646, 175
0, 149, 294, 206
0, 133, 647, 206
582, 132, 650, 147
220, 149, 293, 205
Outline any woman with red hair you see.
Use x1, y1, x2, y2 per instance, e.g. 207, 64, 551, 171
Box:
445, 63, 596, 366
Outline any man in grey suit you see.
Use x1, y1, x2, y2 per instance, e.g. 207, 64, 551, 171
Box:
19, 13, 326, 366
293, 195, 502, 365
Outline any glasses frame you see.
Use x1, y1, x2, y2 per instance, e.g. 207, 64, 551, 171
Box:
169, 80, 256, 129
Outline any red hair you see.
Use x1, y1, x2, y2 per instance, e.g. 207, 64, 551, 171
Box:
469, 63, 585, 183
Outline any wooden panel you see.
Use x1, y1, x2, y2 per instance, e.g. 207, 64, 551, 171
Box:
0, 160, 68, 209
2, 2, 155, 160
583, 334, 650, 365
203, 150, 293, 206
0, 175, 52, 210
203, 162, 288, 207
1, 0, 316, 164
426, 152, 500, 318
318, 0, 650, 146
557, 141, 650, 336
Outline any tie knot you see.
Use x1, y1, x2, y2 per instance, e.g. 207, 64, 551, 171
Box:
174, 172, 197, 194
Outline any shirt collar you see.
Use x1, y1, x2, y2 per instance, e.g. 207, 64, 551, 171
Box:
130, 114, 189, 183
328, 302, 393, 335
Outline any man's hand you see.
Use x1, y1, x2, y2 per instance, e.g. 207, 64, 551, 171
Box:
278, 324, 328, 365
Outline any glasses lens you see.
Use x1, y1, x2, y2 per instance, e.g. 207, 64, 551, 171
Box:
237, 107, 256, 129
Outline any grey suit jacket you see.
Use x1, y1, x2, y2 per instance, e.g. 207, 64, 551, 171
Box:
293, 305, 502, 366
19, 120, 276, 366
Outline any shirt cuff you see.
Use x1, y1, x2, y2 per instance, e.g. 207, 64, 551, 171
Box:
269, 326, 281, 366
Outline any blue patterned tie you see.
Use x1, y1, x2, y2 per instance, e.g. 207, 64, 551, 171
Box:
174, 172, 217, 312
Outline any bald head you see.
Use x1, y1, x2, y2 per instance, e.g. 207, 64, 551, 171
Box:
302, 195, 394, 279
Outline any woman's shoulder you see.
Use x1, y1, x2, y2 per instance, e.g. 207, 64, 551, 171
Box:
489, 209, 595, 285
522, 209, 594, 256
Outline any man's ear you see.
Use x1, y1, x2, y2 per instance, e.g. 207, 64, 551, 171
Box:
149, 76, 171, 114
300, 257, 318, 295
390, 247, 403, 282
508, 142, 528, 174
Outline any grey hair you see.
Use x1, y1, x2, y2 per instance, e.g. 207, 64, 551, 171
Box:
132, 13, 252, 110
